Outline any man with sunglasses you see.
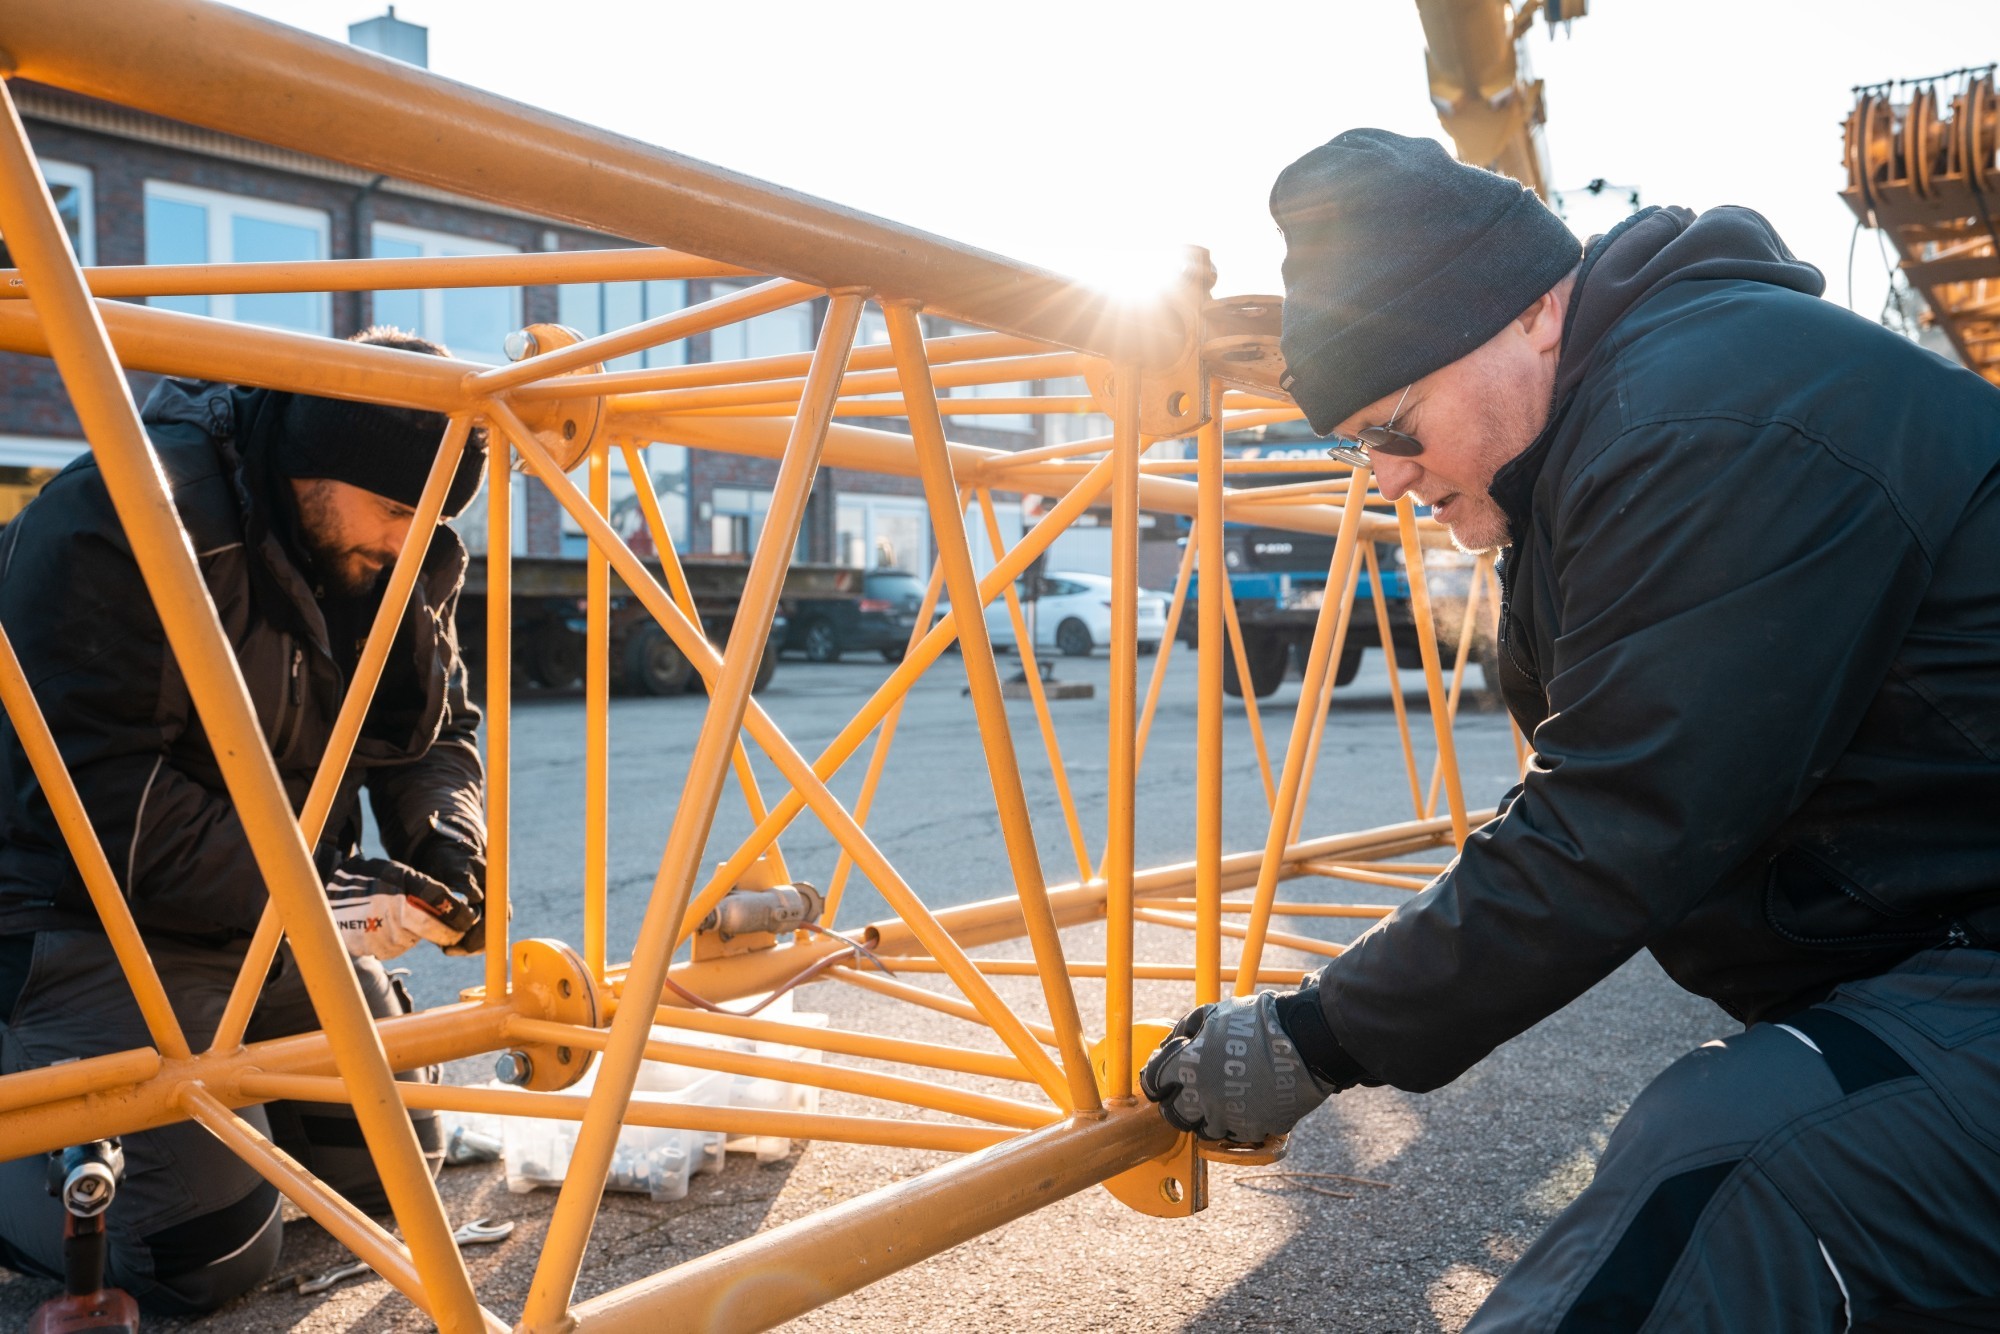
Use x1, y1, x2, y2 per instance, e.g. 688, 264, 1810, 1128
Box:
1142, 129, 2000, 1329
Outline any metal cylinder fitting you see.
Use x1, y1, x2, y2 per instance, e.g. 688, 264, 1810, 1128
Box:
698, 881, 825, 942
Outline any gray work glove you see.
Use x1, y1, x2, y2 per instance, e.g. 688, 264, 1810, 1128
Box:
1138, 992, 1336, 1143
406, 814, 488, 957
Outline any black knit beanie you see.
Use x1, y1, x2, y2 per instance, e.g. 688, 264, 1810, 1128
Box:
271, 393, 486, 518
1271, 129, 1581, 436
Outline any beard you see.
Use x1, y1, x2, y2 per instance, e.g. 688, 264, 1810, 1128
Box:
292, 481, 391, 598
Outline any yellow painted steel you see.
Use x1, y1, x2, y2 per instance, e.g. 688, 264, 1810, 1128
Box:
0, 78, 486, 1333
211, 417, 473, 1053
0, 622, 190, 1058
484, 433, 514, 1003
0, 10, 1513, 1324
516, 294, 864, 1327
887, 301, 1102, 1118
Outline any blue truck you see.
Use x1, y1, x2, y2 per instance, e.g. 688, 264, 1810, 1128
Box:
1178, 424, 1497, 701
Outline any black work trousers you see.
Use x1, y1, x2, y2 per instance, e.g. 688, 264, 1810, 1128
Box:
0, 929, 440, 1314
1467, 947, 2000, 1332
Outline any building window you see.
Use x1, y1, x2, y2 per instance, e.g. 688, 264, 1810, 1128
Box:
947, 323, 1031, 432
0, 160, 94, 269
704, 281, 814, 363
836, 495, 929, 575
556, 442, 691, 559
556, 278, 687, 371
1040, 375, 1110, 449
707, 485, 770, 556
371, 223, 521, 364
144, 181, 330, 334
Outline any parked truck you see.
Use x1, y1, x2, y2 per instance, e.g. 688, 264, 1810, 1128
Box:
1179, 425, 1498, 701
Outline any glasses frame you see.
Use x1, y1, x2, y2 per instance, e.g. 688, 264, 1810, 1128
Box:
1325, 382, 1424, 468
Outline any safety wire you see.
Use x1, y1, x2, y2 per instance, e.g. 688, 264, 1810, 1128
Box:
658, 922, 896, 1017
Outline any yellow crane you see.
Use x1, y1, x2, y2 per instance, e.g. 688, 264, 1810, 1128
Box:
1415, 0, 1587, 200
1842, 65, 2000, 385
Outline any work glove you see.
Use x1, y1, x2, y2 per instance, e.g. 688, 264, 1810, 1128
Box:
1138, 991, 1336, 1144
407, 813, 488, 957
326, 856, 479, 960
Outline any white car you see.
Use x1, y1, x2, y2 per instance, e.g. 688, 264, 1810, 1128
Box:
944, 571, 1168, 657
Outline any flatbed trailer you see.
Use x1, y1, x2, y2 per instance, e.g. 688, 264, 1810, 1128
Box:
459, 555, 858, 694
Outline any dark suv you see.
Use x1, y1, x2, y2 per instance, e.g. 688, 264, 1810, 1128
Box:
783, 569, 927, 663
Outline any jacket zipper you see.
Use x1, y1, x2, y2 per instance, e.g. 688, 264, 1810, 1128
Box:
274, 640, 304, 760
1494, 552, 1541, 686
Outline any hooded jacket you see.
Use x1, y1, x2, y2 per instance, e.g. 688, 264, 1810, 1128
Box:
0, 379, 483, 943
1315, 206, 2000, 1092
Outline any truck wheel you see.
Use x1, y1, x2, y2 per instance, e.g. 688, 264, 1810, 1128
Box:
1222, 629, 1288, 698
753, 638, 779, 692
801, 617, 842, 663
529, 622, 585, 690
1334, 641, 1364, 688
880, 643, 906, 664
623, 622, 694, 696
1056, 618, 1094, 658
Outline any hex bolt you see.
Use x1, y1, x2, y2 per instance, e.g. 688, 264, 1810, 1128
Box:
495, 1050, 534, 1085
503, 329, 540, 362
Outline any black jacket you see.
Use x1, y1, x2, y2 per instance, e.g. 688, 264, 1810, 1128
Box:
0, 379, 483, 943
1318, 206, 2000, 1092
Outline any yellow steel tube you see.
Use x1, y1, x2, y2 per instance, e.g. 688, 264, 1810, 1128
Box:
865, 957, 1310, 985
974, 488, 1093, 883
0, 82, 484, 1333
503, 1016, 1056, 1130
0, 623, 189, 1058
0, 1047, 159, 1116
566, 1107, 1178, 1334
176, 1085, 493, 1329
985, 409, 1302, 473
475, 278, 818, 394
1233, 476, 1373, 996
586, 441, 611, 983
210, 417, 472, 1053
4, 0, 1187, 362
1134, 907, 1346, 960
1218, 572, 1278, 809
1134, 526, 1199, 773
1194, 400, 1226, 1004
818, 549, 949, 925
1364, 542, 1428, 820
1141, 898, 1394, 920
686, 396, 1095, 419
886, 302, 1100, 1116
604, 350, 1086, 415
531, 332, 1047, 403
0, 296, 468, 412
492, 403, 1071, 1108
616, 439, 790, 886
1425, 551, 1490, 817
517, 294, 862, 1329
1297, 861, 1435, 892
484, 431, 513, 1002
1286, 550, 1366, 845
675, 459, 1117, 941
828, 967, 1064, 1049
0, 247, 750, 299
1103, 372, 1142, 1099
1397, 498, 1470, 845
232, 1073, 1015, 1155
646, 1004, 1032, 1084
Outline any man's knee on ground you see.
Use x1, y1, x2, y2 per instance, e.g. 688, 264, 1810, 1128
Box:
134, 1182, 283, 1315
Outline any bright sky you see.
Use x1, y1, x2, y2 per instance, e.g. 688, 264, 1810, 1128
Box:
227, 0, 1991, 327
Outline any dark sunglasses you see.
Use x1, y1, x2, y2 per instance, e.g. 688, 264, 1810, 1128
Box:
1325, 383, 1423, 468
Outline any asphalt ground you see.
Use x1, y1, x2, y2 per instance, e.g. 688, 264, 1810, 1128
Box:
0, 644, 1731, 1330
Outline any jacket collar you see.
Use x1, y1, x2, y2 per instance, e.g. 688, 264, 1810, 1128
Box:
1486, 205, 1827, 546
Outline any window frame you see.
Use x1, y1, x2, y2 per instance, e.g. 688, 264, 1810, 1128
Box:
40, 159, 95, 266
143, 180, 331, 333
369, 221, 522, 363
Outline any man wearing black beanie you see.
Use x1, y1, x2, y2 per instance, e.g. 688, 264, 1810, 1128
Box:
0, 327, 491, 1311
1145, 129, 2000, 1329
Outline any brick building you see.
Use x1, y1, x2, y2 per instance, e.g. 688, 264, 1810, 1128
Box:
0, 8, 1093, 581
